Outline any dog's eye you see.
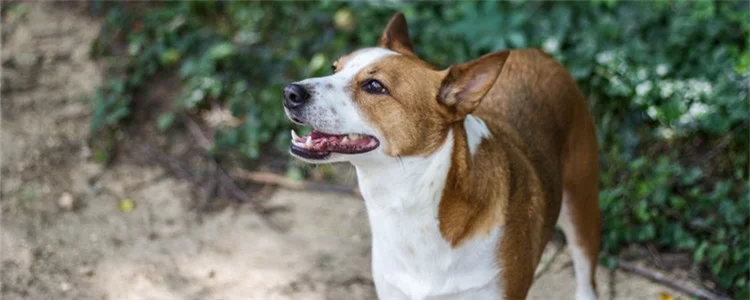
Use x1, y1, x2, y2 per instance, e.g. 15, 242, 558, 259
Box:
361, 79, 388, 95
331, 64, 336, 73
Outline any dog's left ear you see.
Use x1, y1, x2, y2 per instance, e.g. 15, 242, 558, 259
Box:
438, 50, 511, 119
378, 13, 414, 55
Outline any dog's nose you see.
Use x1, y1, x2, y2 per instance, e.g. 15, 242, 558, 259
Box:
283, 84, 310, 109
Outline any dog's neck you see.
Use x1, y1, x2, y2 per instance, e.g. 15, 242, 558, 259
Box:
353, 131, 452, 212
351, 116, 502, 298
353, 115, 489, 212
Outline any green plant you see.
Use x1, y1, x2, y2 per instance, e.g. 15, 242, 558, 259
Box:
88, 1, 749, 296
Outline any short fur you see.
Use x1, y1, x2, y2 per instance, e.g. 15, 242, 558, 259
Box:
284, 13, 601, 300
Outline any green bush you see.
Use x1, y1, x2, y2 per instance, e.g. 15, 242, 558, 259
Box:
88, 1, 749, 296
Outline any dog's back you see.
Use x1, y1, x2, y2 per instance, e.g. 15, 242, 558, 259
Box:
475, 48, 601, 299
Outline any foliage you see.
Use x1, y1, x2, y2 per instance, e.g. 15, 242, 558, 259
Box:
88, 1, 749, 296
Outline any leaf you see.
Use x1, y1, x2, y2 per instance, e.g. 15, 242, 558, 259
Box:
633, 201, 650, 223
118, 199, 136, 213
285, 166, 304, 181
159, 49, 181, 66
308, 53, 326, 74
680, 167, 703, 185
207, 42, 237, 60
157, 113, 175, 132
694, 241, 709, 262
708, 244, 728, 260
712, 259, 725, 275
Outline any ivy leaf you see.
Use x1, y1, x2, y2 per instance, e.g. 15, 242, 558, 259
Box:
208, 42, 237, 61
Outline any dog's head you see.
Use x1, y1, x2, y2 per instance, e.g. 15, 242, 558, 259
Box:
284, 13, 509, 164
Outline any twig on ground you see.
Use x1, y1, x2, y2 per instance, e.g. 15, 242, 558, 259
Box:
184, 116, 284, 232
201, 159, 218, 208
215, 164, 285, 232
618, 260, 730, 300
232, 169, 361, 196
148, 147, 194, 179
646, 243, 664, 269
185, 117, 213, 151
534, 243, 566, 280
699, 130, 736, 163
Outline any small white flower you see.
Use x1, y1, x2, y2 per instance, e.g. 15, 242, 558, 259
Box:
190, 89, 205, 102
678, 103, 711, 126
637, 68, 648, 81
678, 114, 692, 126
611, 76, 624, 87
694, 80, 713, 95
647, 106, 658, 119
656, 64, 669, 76
596, 51, 615, 64
636, 81, 653, 96
657, 127, 676, 139
203, 104, 242, 128
688, 103, 710, 118
543, 38, 560, 53
634, 96, 646, 105
660, 82, 675, 98
202, 77, 216, 87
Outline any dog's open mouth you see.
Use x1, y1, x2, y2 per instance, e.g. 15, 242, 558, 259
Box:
290, 129, 380, 160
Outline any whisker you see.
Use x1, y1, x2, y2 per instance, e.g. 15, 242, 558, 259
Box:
397, 155, 406, 173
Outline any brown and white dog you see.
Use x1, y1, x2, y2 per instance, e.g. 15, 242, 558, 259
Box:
283, 13, 601, 300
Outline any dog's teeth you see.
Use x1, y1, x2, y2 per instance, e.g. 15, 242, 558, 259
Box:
305, 136, 313, 148
291, 129, 300, 140
349, 134, 360, 140
341, 136, 349, 144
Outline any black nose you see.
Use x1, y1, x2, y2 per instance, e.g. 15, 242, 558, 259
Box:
283, 84, 310, 109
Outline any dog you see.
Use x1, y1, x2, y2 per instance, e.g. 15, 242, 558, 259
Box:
282, 13, 601, 300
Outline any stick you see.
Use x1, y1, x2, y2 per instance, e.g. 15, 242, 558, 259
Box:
233, 169, 361, 196
215, 164, 285, 232
185, 117, 213, 151
534, 243, 566, 280
617, 260, 730, 300
184, 116, 284, 232
201, 160, 218, 207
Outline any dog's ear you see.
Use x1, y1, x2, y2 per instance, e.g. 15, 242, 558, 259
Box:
438, 51, 511, 120
378, 13, 414, 55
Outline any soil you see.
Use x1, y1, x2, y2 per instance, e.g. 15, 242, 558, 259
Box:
1, 3, 692, 300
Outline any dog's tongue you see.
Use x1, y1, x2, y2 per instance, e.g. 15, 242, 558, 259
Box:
290, 129, 378, 154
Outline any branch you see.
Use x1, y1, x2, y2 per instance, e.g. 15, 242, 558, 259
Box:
184, 116, 284, 232
617, 260, 730, 300
534, 243, 565, 280
232, 169, 361, 197
215, 164, 285, 232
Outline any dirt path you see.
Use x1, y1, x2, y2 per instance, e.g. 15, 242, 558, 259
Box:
1, 3, 688, 300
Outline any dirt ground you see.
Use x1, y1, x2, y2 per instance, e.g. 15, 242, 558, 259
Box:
1, 3, 690, 300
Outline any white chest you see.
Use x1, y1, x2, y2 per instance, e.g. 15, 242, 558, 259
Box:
354, 124, 503, 300
366, 206, 503, 300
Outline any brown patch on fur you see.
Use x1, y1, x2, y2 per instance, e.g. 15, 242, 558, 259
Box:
437, 108, 549, 299
350, 54, 449, 157
560, 82, 602, 292
438, 121, 509, 246
469, 49, 599, 299
377, 13, 414, 55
